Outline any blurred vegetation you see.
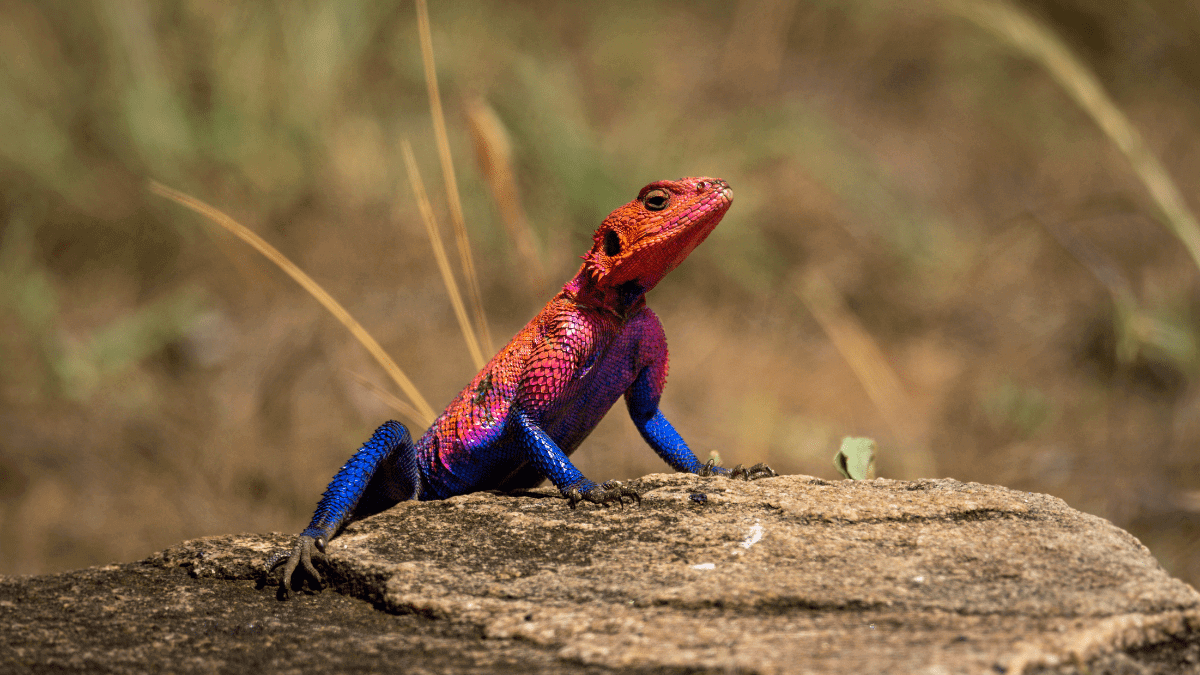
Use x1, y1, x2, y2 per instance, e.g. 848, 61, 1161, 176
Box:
1, 0, 1199, 590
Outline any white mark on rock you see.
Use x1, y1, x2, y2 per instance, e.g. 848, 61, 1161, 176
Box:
912, 575, 925, 583
691, 563, 716, 570
741, 520, 764, 549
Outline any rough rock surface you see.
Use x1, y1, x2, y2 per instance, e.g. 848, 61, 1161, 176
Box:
2, 474, 1198, 674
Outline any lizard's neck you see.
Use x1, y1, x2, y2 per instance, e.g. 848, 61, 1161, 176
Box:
561, 264, 646, 320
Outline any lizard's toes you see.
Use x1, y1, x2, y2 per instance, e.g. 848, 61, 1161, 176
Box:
730, 463, 777, 481
268, 536, 325, 599
569, 482, 642, 509
696, 458, 720, 477
600, 480, 641, 507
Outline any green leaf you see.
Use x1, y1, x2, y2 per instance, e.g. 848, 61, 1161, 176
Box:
834, 437, 877, 480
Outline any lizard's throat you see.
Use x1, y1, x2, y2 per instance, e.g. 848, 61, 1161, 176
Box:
563, 268, 647, 318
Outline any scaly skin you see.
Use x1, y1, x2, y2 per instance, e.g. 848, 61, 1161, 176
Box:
269, 177, 776, 594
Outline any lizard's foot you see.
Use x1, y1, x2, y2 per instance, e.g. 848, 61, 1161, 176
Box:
695, 459, 777, 480
266, 534, 326, 598
729, 463, 777, 481
566, 480, 642, 509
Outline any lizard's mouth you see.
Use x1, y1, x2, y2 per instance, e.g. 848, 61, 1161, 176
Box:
650, 183, 731, 268
641, 183, 730, 242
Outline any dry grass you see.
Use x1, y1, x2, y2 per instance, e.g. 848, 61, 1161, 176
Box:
943, 0, 1200, 274
415, 0, 494, 356
466, 98, 547, 291
401, 139, 485, 373
147, 180, 434, 425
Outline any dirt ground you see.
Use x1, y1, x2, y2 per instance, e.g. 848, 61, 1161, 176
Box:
0, 0, 1198, 589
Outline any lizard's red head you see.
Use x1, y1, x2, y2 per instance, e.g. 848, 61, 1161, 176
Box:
580, 177, 732, 299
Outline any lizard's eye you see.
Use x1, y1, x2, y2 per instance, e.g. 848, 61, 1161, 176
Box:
696, 181, 709, 190
603, 230, 622, 256
643, 189, 669, 211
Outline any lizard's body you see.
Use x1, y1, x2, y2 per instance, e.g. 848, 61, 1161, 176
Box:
272, 177, 773, 591
418, 294, 666, 499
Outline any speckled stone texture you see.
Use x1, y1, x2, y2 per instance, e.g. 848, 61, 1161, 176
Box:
3, 474, 1198, 674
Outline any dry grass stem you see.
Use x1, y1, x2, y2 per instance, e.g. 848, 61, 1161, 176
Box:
343, 369, 426, 423
147, 180, 436, 426
400, 139, 487, 370
415, 0, 494, 354
466, 98, 547, 291
941, 0, 1200, 274
797, 269, 937, 479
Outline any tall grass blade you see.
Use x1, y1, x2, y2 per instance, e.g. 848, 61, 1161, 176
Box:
466, 97, 547, 291
400, 140, 487, 370
415, 0, 495, 354
941, 0, 1200, 275
147, 180, 436, 426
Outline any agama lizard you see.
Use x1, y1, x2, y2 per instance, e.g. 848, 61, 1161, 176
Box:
269, 177, 775, 593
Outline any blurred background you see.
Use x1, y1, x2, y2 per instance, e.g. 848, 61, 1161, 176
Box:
1, 0, 1199, 587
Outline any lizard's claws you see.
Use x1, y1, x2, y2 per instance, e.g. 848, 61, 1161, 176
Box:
566, 481, 642, 509
266, 534, 326, 598
695, 459, 776, 480
730, 463, 777, 481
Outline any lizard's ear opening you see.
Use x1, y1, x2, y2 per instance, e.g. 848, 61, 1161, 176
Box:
603, 230, 622, 256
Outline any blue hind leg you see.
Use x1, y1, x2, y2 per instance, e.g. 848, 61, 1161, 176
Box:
302, 420, 421, 541
268, 421, 420, 593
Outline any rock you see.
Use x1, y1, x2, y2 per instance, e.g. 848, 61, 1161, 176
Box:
2, 474, 1198, 674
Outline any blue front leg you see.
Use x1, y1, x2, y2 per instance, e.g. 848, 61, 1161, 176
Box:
514, 409, 593, 493
634, 409, 718, 474
514, 409, 640, 508
625, 366, 726, 475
